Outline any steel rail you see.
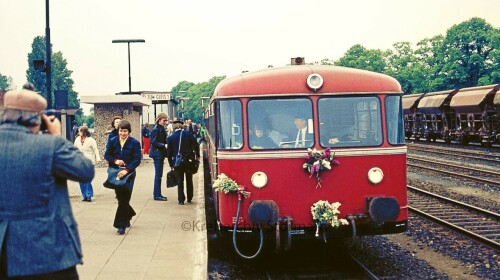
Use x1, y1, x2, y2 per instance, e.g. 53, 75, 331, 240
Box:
408, 156, 500, 178
408, 185, 500, 252
407, 162, 500, 186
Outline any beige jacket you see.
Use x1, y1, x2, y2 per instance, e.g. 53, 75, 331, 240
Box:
74, 136, 101, 164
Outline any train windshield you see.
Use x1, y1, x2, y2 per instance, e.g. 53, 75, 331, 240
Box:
247, 98, 313, 149
386, 95, 405, 145
318, 96, 382, 147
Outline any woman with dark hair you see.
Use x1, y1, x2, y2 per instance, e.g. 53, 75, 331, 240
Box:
107, 115, 122, 141
74, 126, 100, 201
104, 120, 142, 235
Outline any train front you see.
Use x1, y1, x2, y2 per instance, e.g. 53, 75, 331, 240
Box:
208, 65, 408, 257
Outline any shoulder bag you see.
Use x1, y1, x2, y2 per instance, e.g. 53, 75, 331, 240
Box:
103, 167, 136, 190
173, 132, 184, 168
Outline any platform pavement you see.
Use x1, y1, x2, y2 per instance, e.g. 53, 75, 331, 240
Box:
67, 158, 207, 280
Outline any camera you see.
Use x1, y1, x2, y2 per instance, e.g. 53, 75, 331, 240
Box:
39, 109, 57, 133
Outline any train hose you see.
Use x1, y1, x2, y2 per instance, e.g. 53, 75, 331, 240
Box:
232, 192, 264, 259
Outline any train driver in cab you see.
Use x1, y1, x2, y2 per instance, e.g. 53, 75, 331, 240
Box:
292, 113, 314, 148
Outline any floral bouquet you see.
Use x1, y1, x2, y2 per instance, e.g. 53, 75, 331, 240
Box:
213, 173, 251, 198
303, 148, 340, 188
311, 200, 349, 237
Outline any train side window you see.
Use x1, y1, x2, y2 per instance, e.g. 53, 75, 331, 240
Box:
386, 95, 405, 145
217, 100, 243, 149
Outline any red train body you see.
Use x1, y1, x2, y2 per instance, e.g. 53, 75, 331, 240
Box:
205, 64, 407, 257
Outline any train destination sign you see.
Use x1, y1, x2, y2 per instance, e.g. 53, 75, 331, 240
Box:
141, 93, 171, 101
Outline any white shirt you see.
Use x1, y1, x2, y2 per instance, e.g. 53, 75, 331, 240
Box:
295, 128, 307, 147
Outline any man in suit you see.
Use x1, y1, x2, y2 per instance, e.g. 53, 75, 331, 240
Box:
166, 120, 200, 205
0, 86, 95, 279
293, 113, 314, 148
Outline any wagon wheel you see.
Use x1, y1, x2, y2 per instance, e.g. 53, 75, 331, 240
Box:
460, 135, 470, 145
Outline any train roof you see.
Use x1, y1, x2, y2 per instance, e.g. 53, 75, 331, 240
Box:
213, 65, 402, 98
450, 84, 500, 111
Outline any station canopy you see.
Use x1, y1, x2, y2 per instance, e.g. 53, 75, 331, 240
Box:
450, 85, 499, 112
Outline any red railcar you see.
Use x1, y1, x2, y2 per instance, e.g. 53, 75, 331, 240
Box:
205, 62, 407, 258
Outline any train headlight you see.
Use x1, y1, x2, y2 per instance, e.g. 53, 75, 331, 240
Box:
251, 171, 268, 189
368, 167, 384, 184
306, 73, 323, 91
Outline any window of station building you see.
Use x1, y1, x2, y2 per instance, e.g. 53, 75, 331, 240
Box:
319, 96, 382, 148
217, 100, 243, 149
247, 98, 313, 149
386, 95, 405, 145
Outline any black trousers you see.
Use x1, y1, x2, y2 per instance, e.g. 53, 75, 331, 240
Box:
174, 166, 193, 203
113, 175, 136, 228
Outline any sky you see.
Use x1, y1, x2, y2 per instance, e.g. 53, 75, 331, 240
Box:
1, 0, 499, 101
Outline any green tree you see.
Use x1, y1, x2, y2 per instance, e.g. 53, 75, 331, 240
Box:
440, 17, 499, 88
334, 44, 387, 73
385, 42, 419, 93
172, 76, 225, 123
0, 73, 14, 91
26, 36, 80, 109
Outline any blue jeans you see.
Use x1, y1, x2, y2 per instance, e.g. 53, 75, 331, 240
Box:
152, 157, 165, 197
79, 181, 93, 199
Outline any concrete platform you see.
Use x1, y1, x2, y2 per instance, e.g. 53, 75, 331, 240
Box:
68, 159, 207, 280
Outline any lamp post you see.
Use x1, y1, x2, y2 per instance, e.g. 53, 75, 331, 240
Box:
200, 96, 210, 120
112, 39, 145, 93
45, 0, 52, 109
200, 96, 210, 109
179, 97, 190, 121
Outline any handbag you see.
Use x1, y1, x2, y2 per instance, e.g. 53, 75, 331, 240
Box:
166, 170, 177, 188
103, 167, 135, 189
186, 158, 200, 174
173, 132, 184, 168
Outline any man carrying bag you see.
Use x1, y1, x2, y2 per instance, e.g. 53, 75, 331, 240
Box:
166, 120, 200, 205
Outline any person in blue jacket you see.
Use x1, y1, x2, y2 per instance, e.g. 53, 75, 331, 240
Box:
104, 120, 142, 235
166, 120, 200, 205
0, 86, 94, 279
149, 113, 169, 201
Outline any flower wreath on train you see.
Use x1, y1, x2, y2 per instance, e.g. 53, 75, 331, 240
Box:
303, 147, 340, 188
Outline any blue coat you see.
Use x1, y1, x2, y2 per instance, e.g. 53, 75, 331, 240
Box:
166, 129, 200, 167
104, 136, 142, 172
0, 123, 95, 277
149, 124, 167, 159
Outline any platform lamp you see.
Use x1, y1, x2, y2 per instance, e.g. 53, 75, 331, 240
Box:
179, 96, 190, 121
112, 39, 145, 93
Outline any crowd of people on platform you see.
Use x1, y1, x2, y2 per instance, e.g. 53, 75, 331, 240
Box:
0, 83, 205, 279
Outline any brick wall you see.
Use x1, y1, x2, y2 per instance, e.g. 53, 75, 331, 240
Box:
94, 103, 142, 167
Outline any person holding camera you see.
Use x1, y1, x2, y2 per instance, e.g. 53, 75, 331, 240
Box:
166, 120, 200, 205
0, 86, 95, 279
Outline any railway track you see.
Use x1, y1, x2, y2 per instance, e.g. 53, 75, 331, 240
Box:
408, 143, 500, 164
263, 248, 380, 280
407, 156, 500, 187
408, 185, 500, 252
